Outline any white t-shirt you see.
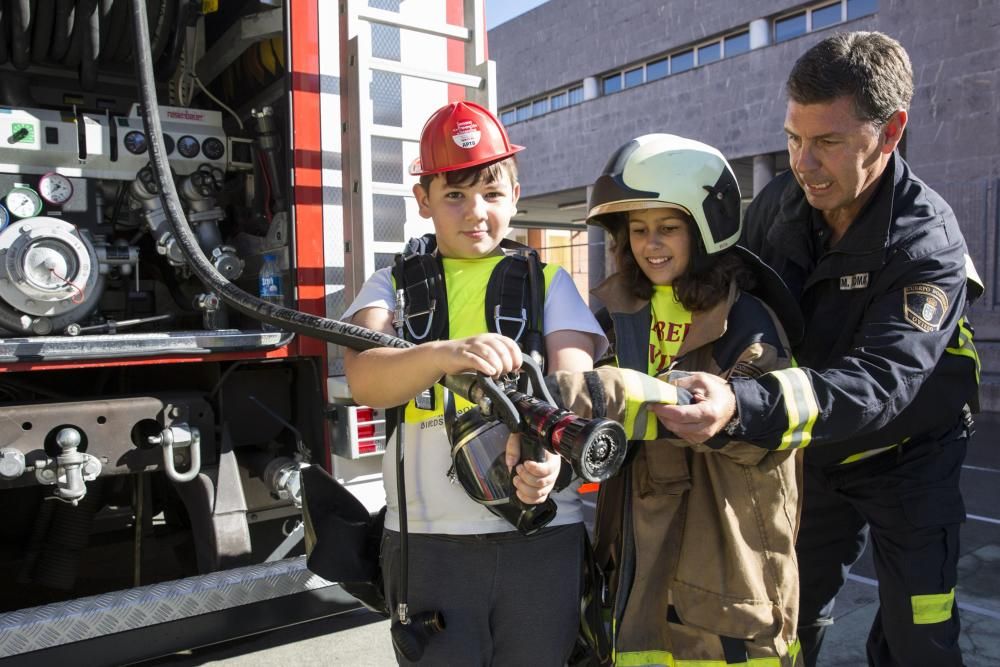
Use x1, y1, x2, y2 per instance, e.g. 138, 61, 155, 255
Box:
344, 257, 607, 534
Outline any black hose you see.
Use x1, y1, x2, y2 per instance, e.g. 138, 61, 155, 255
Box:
63, 0, 86, 67
79, 0, 100, 89
129, 0, 410, 352
149, 0, 172, 64
10, 0, 31, 70
0, 2, 9, 66
30, 0, 53, 64
49, 0, 75, 62
100, 0, 123, 64
154, 0, 190, 78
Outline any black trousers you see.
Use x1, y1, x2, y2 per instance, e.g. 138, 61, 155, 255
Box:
796, 419, 969, 667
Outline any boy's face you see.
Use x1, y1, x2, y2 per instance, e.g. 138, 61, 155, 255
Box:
412, 172, 520, 259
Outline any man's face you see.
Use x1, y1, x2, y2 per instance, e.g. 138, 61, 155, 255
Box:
784, 95, 903, 226
412, 173, 519, 259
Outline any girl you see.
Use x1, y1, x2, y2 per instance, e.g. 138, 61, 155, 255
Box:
582, 134, 804, 666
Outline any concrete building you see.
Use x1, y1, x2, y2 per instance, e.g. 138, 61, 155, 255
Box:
489, 0, 1000, 407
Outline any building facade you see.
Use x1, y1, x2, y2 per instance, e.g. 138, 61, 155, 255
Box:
489, 0, 1000, 406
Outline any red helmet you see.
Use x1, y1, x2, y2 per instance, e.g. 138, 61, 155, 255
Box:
409, 101, 524, 176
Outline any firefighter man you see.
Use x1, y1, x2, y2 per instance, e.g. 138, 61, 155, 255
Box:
656, 31, 982, 667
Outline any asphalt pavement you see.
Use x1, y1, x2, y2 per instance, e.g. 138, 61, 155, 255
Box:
144, 413, 1000, 666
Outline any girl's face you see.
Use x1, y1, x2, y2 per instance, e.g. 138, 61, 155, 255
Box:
627, 207, 692, 286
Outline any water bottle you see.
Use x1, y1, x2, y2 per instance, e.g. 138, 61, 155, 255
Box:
258, 254, 283, 331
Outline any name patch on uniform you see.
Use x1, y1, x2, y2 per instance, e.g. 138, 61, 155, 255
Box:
904, 283, 949, 332
839, 273, 870, 290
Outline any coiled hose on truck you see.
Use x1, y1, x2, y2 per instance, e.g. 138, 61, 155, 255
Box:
128, 0, 411, 354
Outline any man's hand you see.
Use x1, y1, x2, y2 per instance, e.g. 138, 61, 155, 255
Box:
505, 433, 561, 504
652, 372, 737, 444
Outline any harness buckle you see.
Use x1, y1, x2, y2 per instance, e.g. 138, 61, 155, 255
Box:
493, 305, 527, 343
405, 299, 438, 341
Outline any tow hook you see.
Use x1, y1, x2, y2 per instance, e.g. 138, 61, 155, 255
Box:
35, 427, 103, 505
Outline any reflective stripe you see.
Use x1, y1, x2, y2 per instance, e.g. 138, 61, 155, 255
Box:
615, 638, 800, 667
965, 254, 984, 293
838, 438, 908, 465
912, 588, 956, 624
621, 369, 680, 440
769, 368, 819, 450
946, 317, 980, 383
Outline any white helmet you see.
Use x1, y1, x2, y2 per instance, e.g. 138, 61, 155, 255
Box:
587, 134, 741, 256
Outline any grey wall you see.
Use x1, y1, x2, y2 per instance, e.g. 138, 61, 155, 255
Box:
490, 0, 802, 106
489, 0, 1000, 196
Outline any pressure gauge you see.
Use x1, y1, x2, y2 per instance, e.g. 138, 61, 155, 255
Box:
38, 172, 74, 206
0, 203, 10, 230
5, 186, 43, 219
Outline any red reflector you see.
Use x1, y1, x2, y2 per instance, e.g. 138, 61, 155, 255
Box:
358, 443, 377, 454
356, 407, 375, 440
578, 482, 600, 495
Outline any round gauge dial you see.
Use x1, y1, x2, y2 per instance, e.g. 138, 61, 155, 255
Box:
177, 135, 200, 159
124, 130, 147, 155
38, 172, 74, 205
5, 186, 43, 219
0, 203, 10, 230
202, 137, 225, 160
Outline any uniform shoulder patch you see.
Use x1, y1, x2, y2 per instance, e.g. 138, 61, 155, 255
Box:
903, 283, 949, 332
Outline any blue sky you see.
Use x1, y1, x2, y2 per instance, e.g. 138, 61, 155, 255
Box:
486, 0, 549, 29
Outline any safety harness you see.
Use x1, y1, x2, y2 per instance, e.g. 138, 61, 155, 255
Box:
391, 233, 547, 368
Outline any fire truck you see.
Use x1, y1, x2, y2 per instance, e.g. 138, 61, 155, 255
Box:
0, 0, 492, 663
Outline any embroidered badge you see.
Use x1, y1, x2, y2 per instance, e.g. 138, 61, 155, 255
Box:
904, 284, 949, 332
840, 273, 869, 290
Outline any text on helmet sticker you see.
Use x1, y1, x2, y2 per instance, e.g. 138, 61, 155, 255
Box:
903, 283, 949, 332
452, 120, 482, 149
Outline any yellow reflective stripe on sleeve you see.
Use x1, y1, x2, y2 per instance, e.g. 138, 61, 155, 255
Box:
912, 588, 955, 624
620, 369, 679, 440
946, 317, 980, 383
768, 368, 819, 450
615, 640, 799, 667
839, 443, 900, 465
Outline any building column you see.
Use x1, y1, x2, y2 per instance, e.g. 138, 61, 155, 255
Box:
749, 18, 770, 49
585, 185, 607, 310
753, 154, 776, 196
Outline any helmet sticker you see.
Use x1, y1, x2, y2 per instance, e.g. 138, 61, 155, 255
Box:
452, 120, 482, 149
903, 283, 948, 332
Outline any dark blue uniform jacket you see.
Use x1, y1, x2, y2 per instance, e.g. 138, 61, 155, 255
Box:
734, 152, 981, 466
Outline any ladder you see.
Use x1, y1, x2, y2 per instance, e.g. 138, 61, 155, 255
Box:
338, 0, 495, 303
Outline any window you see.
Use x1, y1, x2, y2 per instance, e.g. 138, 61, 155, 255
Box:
624, 67, 644, 88
847, 0, 878, 19
647, 57, 668, 81
550, 91, 568, 111
532, 98, 549, 117
515, 104, 531, 122
671, 50, 694, 74
698, 42, 721, 65
500, 110, 516, 126
724, 31, 750, 56
775, 12, 807, 42
812, 3, 841, 29
603, 73, 622, 95
568, 86, 584, 105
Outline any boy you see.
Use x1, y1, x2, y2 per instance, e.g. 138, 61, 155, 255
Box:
342, 101, 606, 666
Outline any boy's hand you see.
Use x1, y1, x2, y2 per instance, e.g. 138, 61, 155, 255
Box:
509, 438, 562, 505
433, 333, 522, 377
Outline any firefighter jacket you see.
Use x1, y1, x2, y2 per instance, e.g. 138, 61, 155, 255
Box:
736, 152, 982, 466
549, 273, 803, 666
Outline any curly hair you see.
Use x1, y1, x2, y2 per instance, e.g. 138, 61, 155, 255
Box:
609, 213, 755, 312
